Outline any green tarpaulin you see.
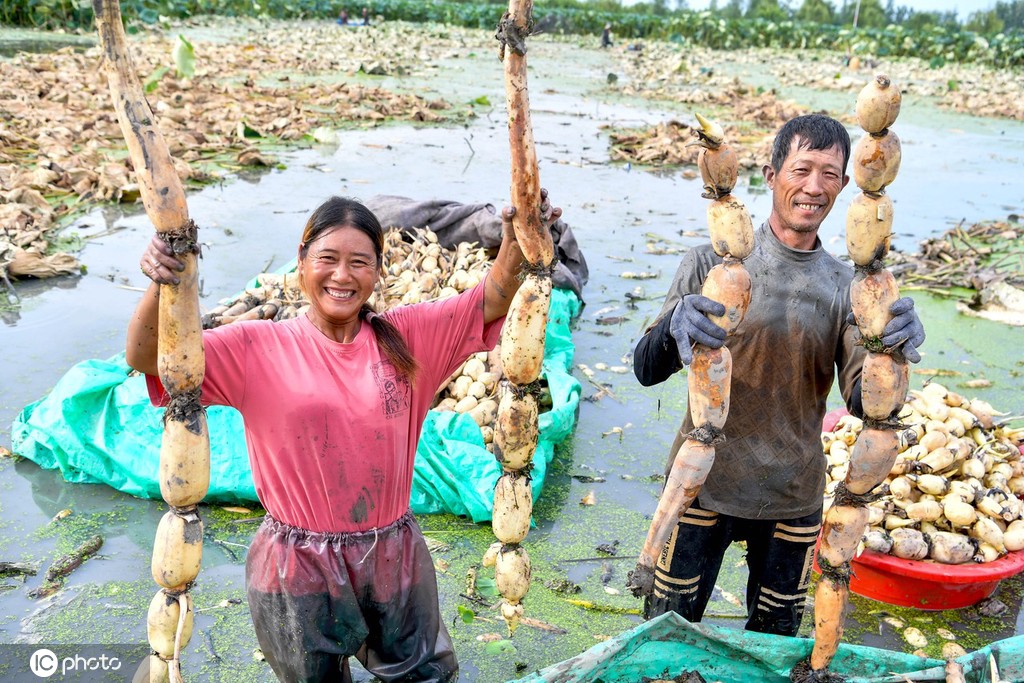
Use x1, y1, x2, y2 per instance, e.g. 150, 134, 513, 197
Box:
11, 289, 582, 521
513, 611, 1024, 683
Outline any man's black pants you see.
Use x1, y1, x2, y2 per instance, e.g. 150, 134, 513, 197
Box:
644, 498, 822, 637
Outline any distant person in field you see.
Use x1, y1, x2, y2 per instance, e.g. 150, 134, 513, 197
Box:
336, 8, 348, 25
601, 23, 613, 48
362, 7, 370, 25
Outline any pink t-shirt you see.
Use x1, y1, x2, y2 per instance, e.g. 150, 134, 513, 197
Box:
148, 282, 503, 533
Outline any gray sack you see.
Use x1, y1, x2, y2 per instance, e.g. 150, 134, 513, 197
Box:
364, 195, 588, 300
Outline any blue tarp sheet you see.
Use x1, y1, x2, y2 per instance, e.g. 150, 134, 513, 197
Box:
514, 611, 1024, 683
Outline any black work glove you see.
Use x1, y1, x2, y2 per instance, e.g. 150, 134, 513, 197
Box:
882, 296, 926, 363
669, 294, 726, 366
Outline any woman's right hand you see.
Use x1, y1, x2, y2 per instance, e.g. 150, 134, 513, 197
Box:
140, 235, 185, 285
127, 236, 185, 375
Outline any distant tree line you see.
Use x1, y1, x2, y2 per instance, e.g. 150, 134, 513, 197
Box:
1, 0, 1021, 65
557, 0, 1024, 33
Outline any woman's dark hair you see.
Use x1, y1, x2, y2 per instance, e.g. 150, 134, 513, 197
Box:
770, 114, 851, 176
299, 196, 418, 383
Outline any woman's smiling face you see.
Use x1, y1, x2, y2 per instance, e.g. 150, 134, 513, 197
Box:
299, 225, 380, 342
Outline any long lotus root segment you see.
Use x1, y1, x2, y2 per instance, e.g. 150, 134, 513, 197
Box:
796, 74, 907, 683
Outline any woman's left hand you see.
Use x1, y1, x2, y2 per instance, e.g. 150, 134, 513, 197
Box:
500, 188, 563, 245
140, 234, 185, 286
538, 187, 562, 231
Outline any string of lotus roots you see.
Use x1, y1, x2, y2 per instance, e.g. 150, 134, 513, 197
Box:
482, 0, 555, 637
94, 2, 203, 681
627, 111, 754, 598
793, 74, 906, 682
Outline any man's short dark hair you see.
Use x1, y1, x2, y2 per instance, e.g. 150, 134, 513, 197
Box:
770, 114, 851, 176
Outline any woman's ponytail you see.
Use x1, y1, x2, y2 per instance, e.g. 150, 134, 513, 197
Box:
362, 306, 418, 384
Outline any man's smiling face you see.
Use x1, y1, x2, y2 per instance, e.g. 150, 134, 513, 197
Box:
764, 138, 849, 243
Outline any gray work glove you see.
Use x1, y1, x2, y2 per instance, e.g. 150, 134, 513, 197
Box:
848, 296, 926, 363
882, 296, 926, 363
669, 294, 726, 366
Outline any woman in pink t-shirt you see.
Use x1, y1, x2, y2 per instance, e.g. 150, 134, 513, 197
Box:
127, 193, 561, 682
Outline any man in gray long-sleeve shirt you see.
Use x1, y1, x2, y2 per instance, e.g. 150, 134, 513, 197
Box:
632, 114, 925, 636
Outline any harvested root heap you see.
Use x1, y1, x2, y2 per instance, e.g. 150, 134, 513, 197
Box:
795, 74, 905, 683
94, 1, 203, 681
824, 386, 1024, 563
202, 228, 493, 326
627, 113, 753, 598
481, 0, 554, 637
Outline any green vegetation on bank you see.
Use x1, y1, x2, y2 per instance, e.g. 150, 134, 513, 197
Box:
2, 0, 1023, 67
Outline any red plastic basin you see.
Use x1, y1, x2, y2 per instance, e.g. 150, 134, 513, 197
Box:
813, 543, 1024, 610
822, 407, 849, 434
844, 548, 1024, 610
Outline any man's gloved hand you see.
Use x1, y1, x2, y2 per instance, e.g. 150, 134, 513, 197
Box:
882, 296, 926, 363
669, 294, 726, 365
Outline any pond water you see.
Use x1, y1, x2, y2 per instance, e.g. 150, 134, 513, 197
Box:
0, 29, 94, 58
1, 26, 1023, 682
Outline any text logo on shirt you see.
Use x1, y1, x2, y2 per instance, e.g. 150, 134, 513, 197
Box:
372, 361, 410, 419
